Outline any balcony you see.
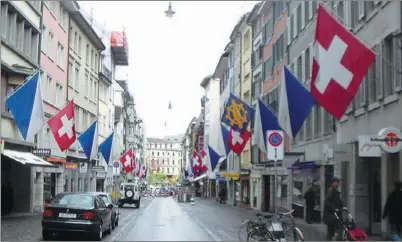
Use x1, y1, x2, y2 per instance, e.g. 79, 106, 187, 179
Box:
99, 64, 113, 85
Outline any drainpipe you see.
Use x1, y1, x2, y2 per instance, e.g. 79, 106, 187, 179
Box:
237, 30, 242, 175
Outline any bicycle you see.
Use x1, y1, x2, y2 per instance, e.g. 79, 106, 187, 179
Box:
238, 214, 267, 241
247, 209, 305, 241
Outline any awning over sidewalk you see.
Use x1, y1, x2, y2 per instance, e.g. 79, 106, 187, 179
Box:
193, 173, 208, 182
287, 159, 317, 170
2, 149, 55, 167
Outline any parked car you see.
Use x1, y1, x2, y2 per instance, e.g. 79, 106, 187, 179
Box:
91, 192, 119, 229
41, 192, 113, 241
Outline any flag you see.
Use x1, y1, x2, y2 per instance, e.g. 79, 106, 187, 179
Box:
221, 93, 255, 133
252, 98, 281, 153
311, 4, 376, 119
228, 128, 251, 156
47, 100, 76, 152
98, 132, 114, 165
220, 123, 231, 156
208, 145, 222, 172
140, 164, 146, 179
278, 66, 315, 140
77, 121, 98, 160
120, 148, 134, 173
133, 155, 140, 175
136, 160, 141, 177
5, 71, 45, 142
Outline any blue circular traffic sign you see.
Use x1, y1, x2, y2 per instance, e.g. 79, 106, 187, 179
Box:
113, 161, 120, 168
268, 132, 283, 147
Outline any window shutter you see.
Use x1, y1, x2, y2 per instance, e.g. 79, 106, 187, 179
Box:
358, 1, 365, 20
301, 51, 306, 83
393, 37, 402, 91
286, 17, 291, 45
301, 2, 305, 29
293, 8, 297, 39
375, 44, 383, 100
308, 1, 313, 20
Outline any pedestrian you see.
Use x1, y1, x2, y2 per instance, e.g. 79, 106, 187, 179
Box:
304, 182, 318, 224
219, 188, 226, 204
323, 176, 344, 241
382, 180, 402, 237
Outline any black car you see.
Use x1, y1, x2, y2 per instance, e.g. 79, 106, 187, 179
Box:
42, 192, 113, 241
90, 192, 120, 229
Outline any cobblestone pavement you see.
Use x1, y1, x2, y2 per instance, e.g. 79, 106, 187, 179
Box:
1, 197, 154, 241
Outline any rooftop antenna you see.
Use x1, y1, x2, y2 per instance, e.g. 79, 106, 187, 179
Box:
164, 2, 176, 18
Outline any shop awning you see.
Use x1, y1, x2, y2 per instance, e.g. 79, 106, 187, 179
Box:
2, 149, 55, 167
287, 159, 317, 170
192, 173, 208, 182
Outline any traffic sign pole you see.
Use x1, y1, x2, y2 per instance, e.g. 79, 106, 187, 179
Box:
267, 130, 284, 217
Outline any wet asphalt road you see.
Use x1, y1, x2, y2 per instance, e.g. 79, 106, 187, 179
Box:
116, 197, 215, 241
1, 197, 154, 241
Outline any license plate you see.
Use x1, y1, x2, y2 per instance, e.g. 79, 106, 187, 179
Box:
59, 213, 77, 218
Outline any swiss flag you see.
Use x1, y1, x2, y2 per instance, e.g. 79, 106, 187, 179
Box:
311, 4, 376, 119
192, 151, 204, 176
228, 128, 251, 156
120, 149, 134, 173
47, 100, 76, 152
140, 164, 146, 179
131, 152, 136, 171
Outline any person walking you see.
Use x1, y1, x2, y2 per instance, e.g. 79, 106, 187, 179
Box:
323, 176, 344, 241
305, 183, 318, 224
382, 180, 402, 237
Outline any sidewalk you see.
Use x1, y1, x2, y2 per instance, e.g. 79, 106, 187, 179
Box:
179, 197, 381, 241
1, 213, 43, 241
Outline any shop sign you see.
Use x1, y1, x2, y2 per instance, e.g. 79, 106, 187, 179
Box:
358, 135, 381, 157
377, 127, 402, 153
92, 166, 105, 172
0, 140, 5, 153
65, 163, 78, 169
240, 170, 250, 176
220, 172, 240, 180
32, 148, 51, 157
79, 163, 88, 173
46, 157, 66, 163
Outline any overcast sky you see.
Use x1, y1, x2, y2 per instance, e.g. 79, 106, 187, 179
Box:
78, 1, 258, 138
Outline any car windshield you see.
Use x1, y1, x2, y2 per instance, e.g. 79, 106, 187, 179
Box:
125, 185, 134, 191
51, 194, 94, 209
99, 194, 111, 204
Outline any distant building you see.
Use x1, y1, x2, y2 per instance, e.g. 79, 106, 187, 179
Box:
147, 135, 184, 178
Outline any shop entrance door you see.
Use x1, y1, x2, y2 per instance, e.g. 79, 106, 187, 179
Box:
263, 175, 270, 212
367, 159, 381, 235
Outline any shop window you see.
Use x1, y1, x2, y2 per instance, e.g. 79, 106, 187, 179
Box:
292, 167, 320, 208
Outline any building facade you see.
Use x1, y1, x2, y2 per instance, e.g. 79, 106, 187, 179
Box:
65, 8, 105, 193
147, 136, 183, 179
0, 0, 55, 213
37, 0, 80, 212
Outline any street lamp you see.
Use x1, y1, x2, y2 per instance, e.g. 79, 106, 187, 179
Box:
164, 2, 175, 18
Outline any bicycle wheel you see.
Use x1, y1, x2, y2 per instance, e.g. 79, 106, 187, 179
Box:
238, 220, 256, 241
292, 227, 305, 241
247, 228, 273, 241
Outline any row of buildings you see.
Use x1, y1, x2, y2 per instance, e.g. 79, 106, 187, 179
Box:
1, 1, 146, 214
182, 0, 402, 237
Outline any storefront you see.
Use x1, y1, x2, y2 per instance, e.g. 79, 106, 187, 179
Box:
220, 172, 240, 205
239, 170, 250, 208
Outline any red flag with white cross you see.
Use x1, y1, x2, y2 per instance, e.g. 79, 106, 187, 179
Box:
120, 149, 134, 173
228, 128, 251, 156
47, 100, 77, 152
311, 4, 376, 119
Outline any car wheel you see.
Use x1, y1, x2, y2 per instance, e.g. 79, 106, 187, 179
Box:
92, 223, 103, 241
136, 201, 141, 208
42, 230, 52, 240
107, 222, 112, 234
115, 218, 119, 227
112, 218, 116, 229
118, 202, 123, 208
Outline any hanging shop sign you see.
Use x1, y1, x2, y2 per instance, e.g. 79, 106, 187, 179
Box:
376, 127, 402, 153
220, 172, 240, 180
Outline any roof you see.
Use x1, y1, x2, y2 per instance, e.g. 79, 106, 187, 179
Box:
200, 74, 214, 88
147, 135, 184, 144
246, 2, 262, 24
213, 52, 229, 79
229, 13, 250, 41
70, 10, 106, 51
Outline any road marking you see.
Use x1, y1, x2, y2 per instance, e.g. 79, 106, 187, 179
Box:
178, 200, 221, 241
110, 198, 154, 241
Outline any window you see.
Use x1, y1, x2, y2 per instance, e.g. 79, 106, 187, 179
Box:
297, 55, 303, 80
91, 49, 94, 69
46, 75, 53, 101
264, 18, 273, 44
31, 32, 39, 62
48, 31, 55, 59
350, 1, 359, 29
323, 111, 333, 135
304, 47, 311, 82
7, 12, 17, 44
68, 62, 74, 87
305, 112, 312, 140
86, 44, 90, 64
355, 74, 367, 109
85, 72, 89, 97
73, 31, 78, 51
273, 33, 285, 65
314, 105, 321, 138
297, 4, 302, 34
78, 35, 82, 55
243, 30, 250, 52
57, 42, 64, 67
59, 6, 68, 29
56, 83, 64, 108
94, 53, 98, 70
383, 36, 394, 97
264, 57, 273, 80
304, 2, 310, 25
41, 25, 47, 51
48, 1, 57, 15
75, 67, 79, 90
1, 4, 8, 38
273, 1, 285, 23
89, 77, 93, 99
293, 6, 298, 39
393, 37, 402, 91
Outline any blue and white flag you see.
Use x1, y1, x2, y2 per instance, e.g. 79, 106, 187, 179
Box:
221, 93, 255, 134
252, 98, 282, 153
78, 121, 98, 160
98, 132, 114, 165
220, 123, 231, 156
208, 145, 223, 172
5, 71, 45, 141
278, 66, 315, 140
